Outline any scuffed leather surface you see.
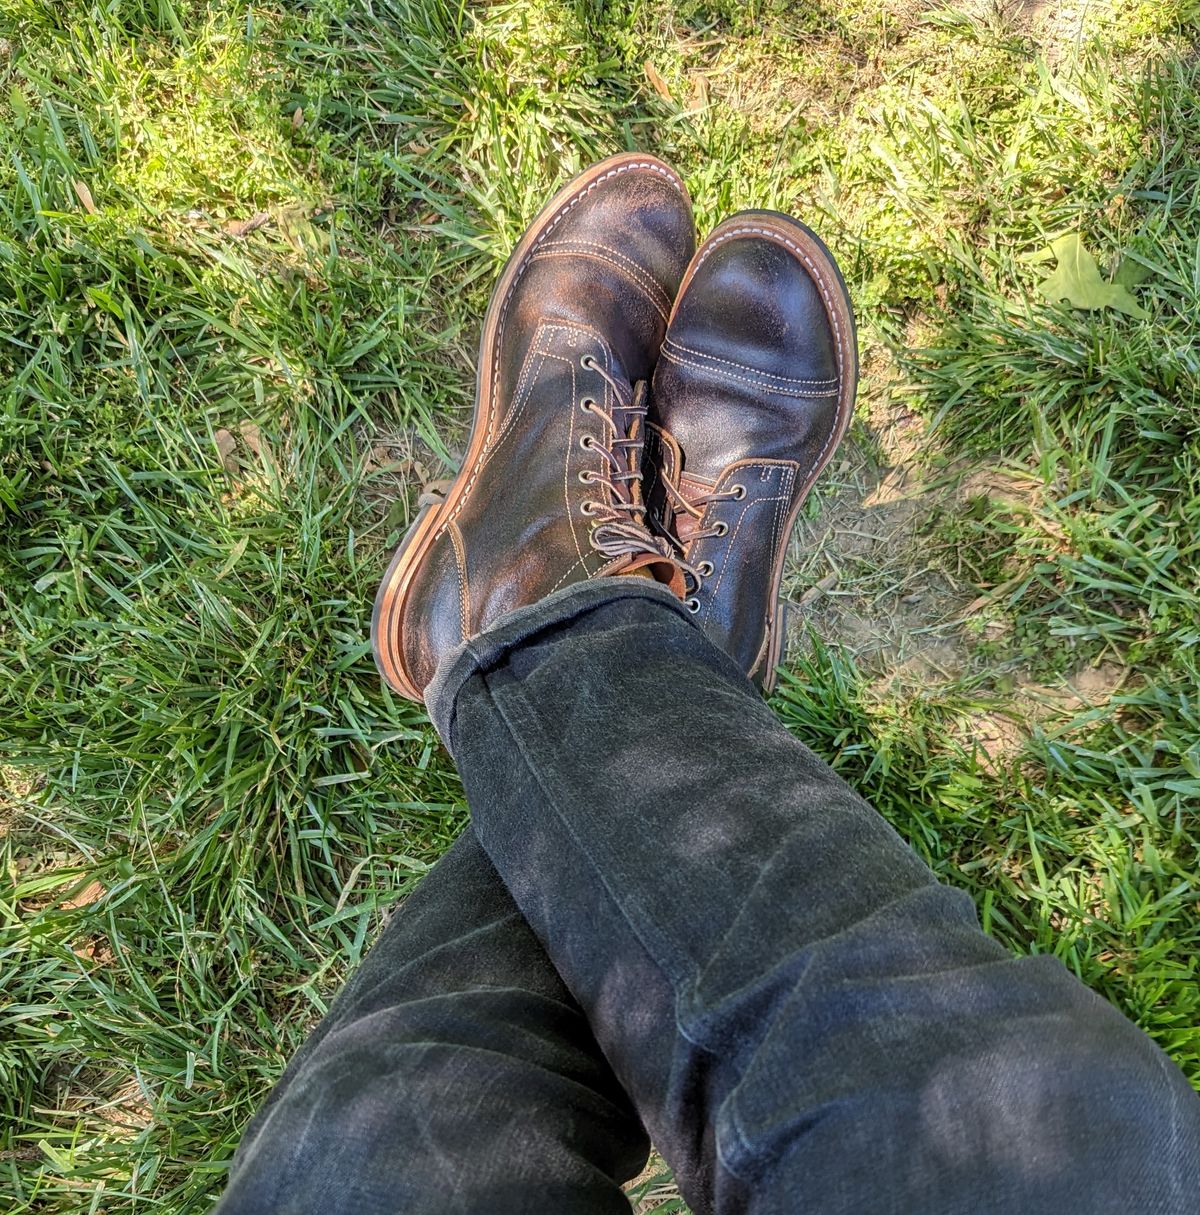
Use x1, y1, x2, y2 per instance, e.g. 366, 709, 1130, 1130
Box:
649, 220, 851, 684
397, 160, 695, 692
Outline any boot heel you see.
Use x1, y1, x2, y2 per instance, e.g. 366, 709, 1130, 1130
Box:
371, 482, 452, 688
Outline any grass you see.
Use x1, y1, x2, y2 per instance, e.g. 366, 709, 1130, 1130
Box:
1, 0, 1198, 1210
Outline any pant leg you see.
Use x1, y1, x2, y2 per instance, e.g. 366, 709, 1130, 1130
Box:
428, 578, 1200, 1215
215, 827, 649, 1215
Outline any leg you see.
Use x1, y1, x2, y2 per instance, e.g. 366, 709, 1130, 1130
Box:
229, 153, 687, 1214
429, 578, 1200, 1215
215, 828, 649, 1214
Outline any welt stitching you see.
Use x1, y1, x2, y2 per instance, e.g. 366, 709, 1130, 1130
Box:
448, 160, 684, 529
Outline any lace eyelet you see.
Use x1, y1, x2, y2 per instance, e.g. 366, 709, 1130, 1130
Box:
578, 470, 594, 484
580, 355, 596, 369
579, 435, 594, 450
581, 500, 599, 516
714, 521, 729, 537
686, 597, 700, 613
580, 398, 596, 413
731, 483, 747, 500
697, 561, 714, 577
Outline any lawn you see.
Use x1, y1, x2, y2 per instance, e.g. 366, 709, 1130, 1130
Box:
2, 0, 1198, 1210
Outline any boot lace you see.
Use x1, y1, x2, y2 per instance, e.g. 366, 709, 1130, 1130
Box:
655, 447, 747, 612
577, 354, 677, 568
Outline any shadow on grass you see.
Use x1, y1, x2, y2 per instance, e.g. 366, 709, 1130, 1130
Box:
3, 1, 1199, 1212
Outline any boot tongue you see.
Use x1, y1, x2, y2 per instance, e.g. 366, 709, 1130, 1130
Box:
593, 381, 686, 598
618, 551, 686, 597
645, 420, 723, 545
617, 381, 649, 477
672, 473, 718, 544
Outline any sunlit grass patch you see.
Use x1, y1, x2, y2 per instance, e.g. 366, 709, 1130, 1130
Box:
2, 0, 1198, 1211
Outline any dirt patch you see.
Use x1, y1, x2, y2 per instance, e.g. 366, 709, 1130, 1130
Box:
952, 660, 1131, 771
43, 1067, 155, 1142
999, 0, 1100, 64
356, 420, 456, 548
782, 374, 973, 677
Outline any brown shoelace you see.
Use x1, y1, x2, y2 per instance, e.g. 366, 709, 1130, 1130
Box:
577, 355, 678, 569
654, 453, 747, 611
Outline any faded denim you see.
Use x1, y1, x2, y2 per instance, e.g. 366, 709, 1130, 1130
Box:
218, 578, 1200, 1215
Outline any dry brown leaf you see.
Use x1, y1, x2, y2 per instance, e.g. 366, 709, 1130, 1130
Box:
73, 180, 97, 214
62, 879, 106, 910
74, 937, 114, 965
224, 210, 271, 238
291, 105, 304, 129
688, 73, 710, 107
644, 61, 672, 100
237, 420, 264, 458
214, 428, 238, 471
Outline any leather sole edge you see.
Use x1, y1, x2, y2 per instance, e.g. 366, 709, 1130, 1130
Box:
371, 152, 692, 700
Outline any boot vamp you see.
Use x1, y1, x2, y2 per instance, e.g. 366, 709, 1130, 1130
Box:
648, 233, 846, 684
489, 168, 694, 438
453, 323, 622, 631
652, 233, 842, 478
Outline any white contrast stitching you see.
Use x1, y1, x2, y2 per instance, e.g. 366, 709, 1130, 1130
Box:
492, 331, 551, 452
446, 519, 471, 640
447, 160, 685, 530
562, 350, 587, 569
659, 344, 838, 400
535, 238, 672, 319
688, 223, 849, 488
663, 336, 837, 387
548, 551, 590, 595
700, 485, 790, 622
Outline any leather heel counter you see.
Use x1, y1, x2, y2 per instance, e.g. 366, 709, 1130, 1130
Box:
401, 529, 468, 695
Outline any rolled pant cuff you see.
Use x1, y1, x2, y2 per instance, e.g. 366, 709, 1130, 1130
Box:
424, 577, 689, 752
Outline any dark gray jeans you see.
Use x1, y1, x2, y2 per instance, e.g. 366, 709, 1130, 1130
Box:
217, 579, 1200, 1214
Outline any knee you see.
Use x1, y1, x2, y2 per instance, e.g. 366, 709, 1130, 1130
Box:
918, 1003, 1200, 1203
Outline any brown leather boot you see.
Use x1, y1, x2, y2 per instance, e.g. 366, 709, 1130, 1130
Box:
645, 211, 859, 692
373, 153, 693, 699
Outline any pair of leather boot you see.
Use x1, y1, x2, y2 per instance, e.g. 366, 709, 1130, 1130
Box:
372, 153, 858, 700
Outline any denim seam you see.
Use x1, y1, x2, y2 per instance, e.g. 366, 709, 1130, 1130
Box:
477, 669, 766, 1187
483, 675, 700, 998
